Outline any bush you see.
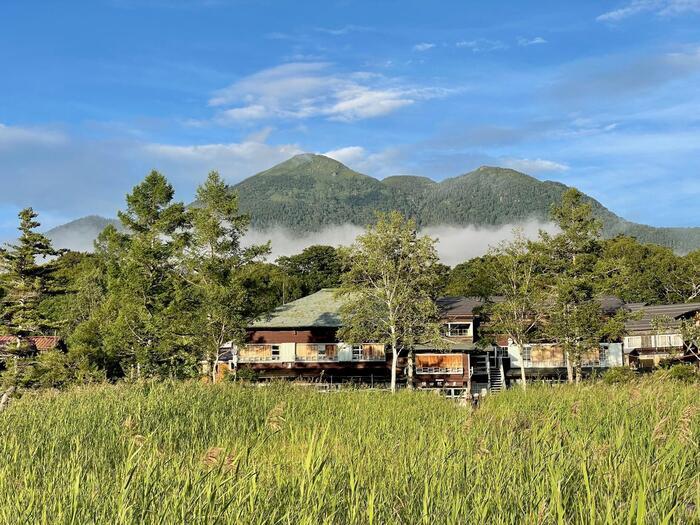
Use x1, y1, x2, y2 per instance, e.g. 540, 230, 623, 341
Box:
654, 363, 699, 383
231, 366, 259, 382
602, 366, 637, 385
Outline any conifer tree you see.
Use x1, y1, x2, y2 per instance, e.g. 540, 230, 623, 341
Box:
81, 171, 193, 378
186, 172, 268, 381
0, 208, 61, 346
541, 189, 606, 383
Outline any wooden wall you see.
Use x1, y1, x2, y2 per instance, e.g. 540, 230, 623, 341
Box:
247, 328, 338, 344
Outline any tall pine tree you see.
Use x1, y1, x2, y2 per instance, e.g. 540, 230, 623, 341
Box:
186, 171, 268, 381
0, 208, 61, 346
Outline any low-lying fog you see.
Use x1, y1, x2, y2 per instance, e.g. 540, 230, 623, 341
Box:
246, 221, 556, 266
46, 221, 556, 266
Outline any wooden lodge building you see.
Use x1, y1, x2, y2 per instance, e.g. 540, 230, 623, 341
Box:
216, 290, 700, 393
622, 302, 700, 368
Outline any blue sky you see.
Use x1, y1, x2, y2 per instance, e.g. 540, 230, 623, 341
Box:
1, 0, 700, 240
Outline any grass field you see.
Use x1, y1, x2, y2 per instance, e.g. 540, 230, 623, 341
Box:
0, 379, 699, 524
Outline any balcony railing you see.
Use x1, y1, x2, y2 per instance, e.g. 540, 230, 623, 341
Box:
239, 355, 280, 363
296, 355, 339, 362
416, 366, 464, 375
523, 358, 608, 368
445, 329, 471, 337
523, 359, 566, 368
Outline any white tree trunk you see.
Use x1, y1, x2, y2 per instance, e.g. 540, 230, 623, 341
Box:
565, 351, 574, 384
390, 345, 398, 394
517, 343, 527, 391
406, 349, 415, 390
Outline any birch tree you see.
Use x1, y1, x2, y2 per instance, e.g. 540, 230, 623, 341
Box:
480, 232, 546, 390
337, 212, 444, 393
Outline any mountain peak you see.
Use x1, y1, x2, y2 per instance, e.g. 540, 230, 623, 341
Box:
45, 153, 700, 254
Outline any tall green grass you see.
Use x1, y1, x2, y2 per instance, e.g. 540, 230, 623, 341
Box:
0, 380, 698, 524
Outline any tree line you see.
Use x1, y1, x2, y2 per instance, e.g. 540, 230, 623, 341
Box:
1, 171, 699, 390
0, 171, 345, 389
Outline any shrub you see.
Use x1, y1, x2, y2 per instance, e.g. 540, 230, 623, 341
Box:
602, 366, 637, 385
231, 365, 259, 382
655, 363, 699, 383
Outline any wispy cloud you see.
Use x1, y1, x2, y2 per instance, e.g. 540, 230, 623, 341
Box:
314, 25, 372, 36
455, 39, 508, 52
142, 140, 303, 175
209, 62, 452, 123
553, 45, 700, 103
502, 157, 569, 173
413, 42, 436, 52
597, 0, 700, 22
0, 123, 67, 149
518, 36, 548, 46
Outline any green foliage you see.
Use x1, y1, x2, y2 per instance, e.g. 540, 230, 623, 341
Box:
277, 245, 343, 297
479, 232, 547, 387
0, 208, 62, 337
338, 211, 445, 391
602, 366, 637, 385
237, 261, 301, 312
186, 172, 269, 381
655, 364, 699, 383
232, 365, 259, 382
71, 171, 194, 379
0, 381, 698, 523
443, 255, 499, 298
1, 350, 105, 390
541, 189, 610, 383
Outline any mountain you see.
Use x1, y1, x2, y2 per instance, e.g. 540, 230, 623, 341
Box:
45, 215, 120, 252
45, 153, 700, 254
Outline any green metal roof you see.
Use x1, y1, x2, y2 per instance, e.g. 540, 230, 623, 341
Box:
250, 289, 345, 328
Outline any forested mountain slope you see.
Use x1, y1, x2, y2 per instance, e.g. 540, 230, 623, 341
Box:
45, 154, 700, 253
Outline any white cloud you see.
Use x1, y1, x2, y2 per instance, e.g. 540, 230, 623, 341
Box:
142, 139, 303, 180
323, 146, 367, 165
518, 36, 548, 46
455, 39, 508, 52
209, 62, 449, 123
413, 42, 436, 52
315, 25, 371, 36
503, 157, 570, 173
0, 123, 67, 149
321, 145, 406, 177
597, 0, 700, 22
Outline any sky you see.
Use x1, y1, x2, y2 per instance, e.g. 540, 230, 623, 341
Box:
1, 0, 700, 241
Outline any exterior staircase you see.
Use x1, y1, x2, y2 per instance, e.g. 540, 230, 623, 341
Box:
489, 364, 504, 392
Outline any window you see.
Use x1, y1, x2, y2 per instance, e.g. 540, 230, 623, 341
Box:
599, 346, 607, 366
522, 345, 532, 363
625, 336, 642, 349
239, 344, 280, 362
351, 344, 385, 361
445, 323, 471, 337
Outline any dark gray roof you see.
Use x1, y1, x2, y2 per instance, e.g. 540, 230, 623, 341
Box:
250, 289, 344, 328
437, 295, 624, 317
437, 296, 505, 317
599, 296, 626, 315
625, 303, 700, 333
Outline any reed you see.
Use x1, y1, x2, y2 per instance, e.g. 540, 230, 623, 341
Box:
0, 379, 698, 524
